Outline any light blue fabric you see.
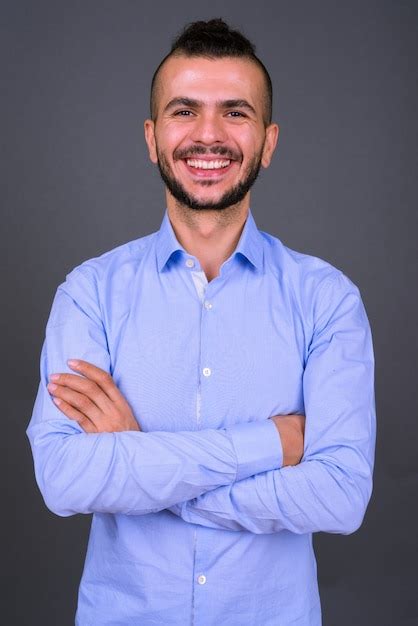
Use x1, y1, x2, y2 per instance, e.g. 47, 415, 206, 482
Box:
27, 208, 376, 625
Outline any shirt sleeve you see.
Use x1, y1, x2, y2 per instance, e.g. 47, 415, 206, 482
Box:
26, 270, 281, 517
169, 273, 376, 535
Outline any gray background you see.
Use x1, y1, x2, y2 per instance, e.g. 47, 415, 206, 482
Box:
2, 1, 417, 624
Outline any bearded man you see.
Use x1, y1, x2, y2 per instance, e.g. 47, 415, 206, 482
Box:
27, 18, 376, 626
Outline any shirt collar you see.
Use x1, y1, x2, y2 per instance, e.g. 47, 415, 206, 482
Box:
156, 208, 264, 273
155, 210, 184, 273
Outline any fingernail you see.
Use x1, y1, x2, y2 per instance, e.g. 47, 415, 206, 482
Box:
68, 359, 79, 368
50, 374, 60, 381
53, 397, 62, 406
48, 383, 57, 392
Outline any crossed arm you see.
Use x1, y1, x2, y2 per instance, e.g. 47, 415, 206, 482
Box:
46, 359, 305, 467
27, 270, 375, 534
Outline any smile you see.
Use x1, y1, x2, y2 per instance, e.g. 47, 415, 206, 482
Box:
186, 158, 231, 170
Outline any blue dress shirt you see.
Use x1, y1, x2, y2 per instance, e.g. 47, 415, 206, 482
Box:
27, 209, 376, 625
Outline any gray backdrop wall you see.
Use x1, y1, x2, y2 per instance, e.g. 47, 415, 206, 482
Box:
2, 1, 417, 625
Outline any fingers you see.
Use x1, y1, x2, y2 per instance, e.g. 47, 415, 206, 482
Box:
51, 397, 97, 433
67, 360, 123, 404
48, 381, 103, 422
48, 372, 111, 414
48, 359, 140, 434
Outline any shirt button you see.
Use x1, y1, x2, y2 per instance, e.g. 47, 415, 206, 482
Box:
204, 300, 213, 310
197, 574, 207, 585
202, 367, 211, 377
185, 259, 195, 268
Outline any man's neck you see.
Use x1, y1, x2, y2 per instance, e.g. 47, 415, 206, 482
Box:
167, 200, 249, 282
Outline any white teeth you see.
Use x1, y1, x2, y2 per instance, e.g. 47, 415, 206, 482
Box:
186, 158, 231, 170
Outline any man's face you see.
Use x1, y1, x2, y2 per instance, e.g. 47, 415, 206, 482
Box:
144, 55, 278, 212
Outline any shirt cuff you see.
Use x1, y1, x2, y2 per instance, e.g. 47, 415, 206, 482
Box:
228, 419, 283, 482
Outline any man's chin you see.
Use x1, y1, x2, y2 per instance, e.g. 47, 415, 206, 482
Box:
165, 180, 244, 212
172, 191, 243, 212
183, 204, 230, 212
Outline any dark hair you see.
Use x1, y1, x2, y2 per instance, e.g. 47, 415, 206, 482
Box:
150, 18, 273, 125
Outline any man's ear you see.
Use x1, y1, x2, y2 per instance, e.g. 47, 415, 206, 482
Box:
261, 123, 279, 169
144, 119, 158, 164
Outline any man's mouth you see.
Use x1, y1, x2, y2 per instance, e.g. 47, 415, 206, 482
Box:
186, 158, 231, 170
180, 156, 236, 178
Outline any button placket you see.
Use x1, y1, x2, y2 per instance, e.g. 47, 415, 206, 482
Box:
194, 285, 215, 619
201, 293, 213, 381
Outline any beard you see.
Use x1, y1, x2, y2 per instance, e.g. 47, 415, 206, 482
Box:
155, 145, 263, 212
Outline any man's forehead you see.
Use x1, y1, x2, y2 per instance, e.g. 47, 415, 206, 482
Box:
157, 55, 264, 105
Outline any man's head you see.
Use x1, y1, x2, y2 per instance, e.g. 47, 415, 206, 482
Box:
150, 19, 273, 127
144, 19, 279, 213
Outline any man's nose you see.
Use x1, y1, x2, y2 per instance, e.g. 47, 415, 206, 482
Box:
190, 113, 227, 145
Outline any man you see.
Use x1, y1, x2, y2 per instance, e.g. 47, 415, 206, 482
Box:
27, 18, 376, 626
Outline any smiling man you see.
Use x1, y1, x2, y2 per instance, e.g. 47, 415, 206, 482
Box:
27, 19, 376, 626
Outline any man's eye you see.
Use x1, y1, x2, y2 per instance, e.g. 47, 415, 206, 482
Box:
174, 110, 193, 116
227, 111, 245, 117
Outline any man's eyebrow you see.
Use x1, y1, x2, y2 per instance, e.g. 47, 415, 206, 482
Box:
163, 97, 257, 116
164, 97, 201, 112
220, 99, 257, 115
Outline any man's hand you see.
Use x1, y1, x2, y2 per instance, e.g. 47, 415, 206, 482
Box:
271, 414, 305, 466
47, 359, 140, 433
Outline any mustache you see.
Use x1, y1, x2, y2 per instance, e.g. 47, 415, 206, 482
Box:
174, 145, 241, 161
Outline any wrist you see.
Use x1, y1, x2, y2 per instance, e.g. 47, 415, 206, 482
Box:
271, 414, 305, 466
